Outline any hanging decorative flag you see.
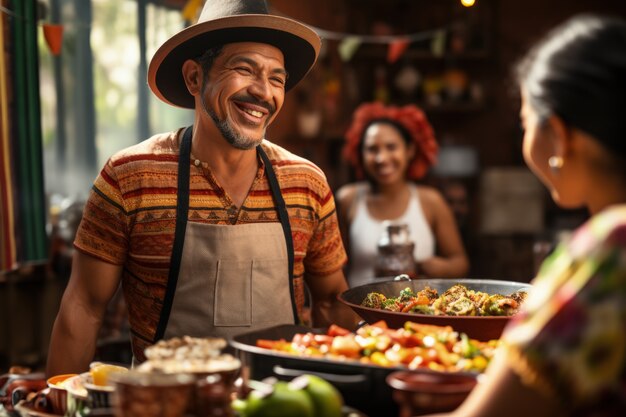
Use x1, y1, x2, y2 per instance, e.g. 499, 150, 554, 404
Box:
431, 29, 447, 57
387, 37, 410, 63
338, 36, 361, 62
182, 0, 204, 23
42, 23, 64, 56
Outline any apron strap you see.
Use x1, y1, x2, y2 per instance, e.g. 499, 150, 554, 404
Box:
257, 146, 298, 324
154, 126, 192, 342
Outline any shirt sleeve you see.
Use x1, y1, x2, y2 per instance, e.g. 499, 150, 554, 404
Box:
73, 158, 130, 265
502, 208, 626, 410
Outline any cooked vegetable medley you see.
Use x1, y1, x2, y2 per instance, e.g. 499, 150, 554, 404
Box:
361, 284, 527, 316
256, 321, 499, 373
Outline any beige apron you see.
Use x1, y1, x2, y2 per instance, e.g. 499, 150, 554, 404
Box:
153, 126, 297, 344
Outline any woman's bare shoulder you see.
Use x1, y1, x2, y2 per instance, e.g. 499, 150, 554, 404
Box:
415, 184, 446, 205
335, 182, 362, 204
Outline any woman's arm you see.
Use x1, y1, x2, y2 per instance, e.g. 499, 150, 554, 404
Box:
418, 187, 469, 278
335, 184, 358, 269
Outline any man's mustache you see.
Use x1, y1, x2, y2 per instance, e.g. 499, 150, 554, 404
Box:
232, 95, 275, 115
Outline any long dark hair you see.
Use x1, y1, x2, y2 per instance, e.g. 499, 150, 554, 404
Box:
516, 14, 626, 159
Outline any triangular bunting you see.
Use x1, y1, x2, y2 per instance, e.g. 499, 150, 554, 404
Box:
431, 30, 447, 57
338, 36, 361, 62
387, 38, 410, 64
42, 24, 64, 56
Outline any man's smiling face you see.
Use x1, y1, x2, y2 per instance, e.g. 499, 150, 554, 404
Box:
200, 42, 287, 150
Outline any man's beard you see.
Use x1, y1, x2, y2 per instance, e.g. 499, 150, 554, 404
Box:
200, 83, 267, 151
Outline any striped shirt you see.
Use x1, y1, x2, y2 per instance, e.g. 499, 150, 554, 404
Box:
74, 129, 347, 360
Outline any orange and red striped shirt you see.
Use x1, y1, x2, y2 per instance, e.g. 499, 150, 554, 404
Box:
74, 129, 347, 359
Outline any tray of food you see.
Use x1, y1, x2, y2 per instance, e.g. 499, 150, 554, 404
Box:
338, 278, 532, 341
230, 321, 491, 416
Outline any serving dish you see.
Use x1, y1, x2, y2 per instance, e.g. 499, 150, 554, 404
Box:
230, 324, 479, 417
14, 399, 62, 417
338, 278, 532, 341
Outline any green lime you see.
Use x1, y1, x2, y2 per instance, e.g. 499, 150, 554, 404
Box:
246, 381, 314, 417
291, 375, 343, 417
231, 398, 249, 416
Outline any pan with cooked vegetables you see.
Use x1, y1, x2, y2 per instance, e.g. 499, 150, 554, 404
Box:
338, 278, 532, 340
368, 284, 527, 317
253, 321, 497, 374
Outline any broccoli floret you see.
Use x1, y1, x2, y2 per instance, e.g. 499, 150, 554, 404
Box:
398, 287, 415, 302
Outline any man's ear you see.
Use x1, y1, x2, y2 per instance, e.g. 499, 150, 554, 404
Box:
182, 59, 202, 95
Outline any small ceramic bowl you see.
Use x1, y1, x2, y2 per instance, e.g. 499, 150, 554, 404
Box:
63, 374, 88, 417
386, 371, 478, 416
46, 373, 77, 415
111, 371, 196, 417
82, 374, 115, 410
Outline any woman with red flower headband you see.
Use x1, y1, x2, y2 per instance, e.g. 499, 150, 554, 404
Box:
336, 102, 469, 287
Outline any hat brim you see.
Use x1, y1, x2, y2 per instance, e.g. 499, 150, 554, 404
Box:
148, 14, 321, 109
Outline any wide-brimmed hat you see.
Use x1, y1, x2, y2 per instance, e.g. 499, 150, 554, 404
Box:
148, 0, 321, 109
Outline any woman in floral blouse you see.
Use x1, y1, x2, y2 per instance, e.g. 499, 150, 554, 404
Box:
425, 14, 626, 417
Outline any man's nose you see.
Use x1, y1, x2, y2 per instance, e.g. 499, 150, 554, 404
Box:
248, 76, 272, 100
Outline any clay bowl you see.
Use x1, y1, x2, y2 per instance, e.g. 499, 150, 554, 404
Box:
46, 374, 77, 415
338, 278, 532, 341
386, 371, 479, 416
110, 371, 196, 417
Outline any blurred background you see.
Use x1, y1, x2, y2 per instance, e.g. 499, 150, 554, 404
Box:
2, 0, 626, 371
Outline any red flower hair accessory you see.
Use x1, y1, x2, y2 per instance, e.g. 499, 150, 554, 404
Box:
343, 102, 439, 180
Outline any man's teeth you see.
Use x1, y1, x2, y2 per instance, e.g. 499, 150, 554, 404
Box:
243, 108, 263, 118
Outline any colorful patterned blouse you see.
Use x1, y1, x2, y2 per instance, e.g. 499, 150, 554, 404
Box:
74, 129, 347, 360
503, 204, 626, 415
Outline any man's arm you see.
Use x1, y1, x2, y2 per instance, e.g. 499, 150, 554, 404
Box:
307, 269, 361, 330
46, 250, 123, 376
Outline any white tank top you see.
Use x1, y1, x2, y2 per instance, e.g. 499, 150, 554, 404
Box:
347, 183, 435, 288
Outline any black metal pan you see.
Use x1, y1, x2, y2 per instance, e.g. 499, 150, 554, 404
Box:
338, 278, 532, 341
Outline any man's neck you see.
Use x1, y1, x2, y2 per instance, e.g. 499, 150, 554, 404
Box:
190, 122, 260, 208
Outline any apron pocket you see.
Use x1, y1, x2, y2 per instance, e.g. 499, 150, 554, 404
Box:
250, 258, 294, 325
214, 259, 252, 326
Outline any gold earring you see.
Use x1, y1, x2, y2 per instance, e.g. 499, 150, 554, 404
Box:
548, 156, 563, 173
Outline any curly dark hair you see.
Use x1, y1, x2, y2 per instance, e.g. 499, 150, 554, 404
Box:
343, 102, 439, 180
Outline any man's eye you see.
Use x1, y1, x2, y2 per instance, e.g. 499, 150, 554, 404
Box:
234, 67, 253, 74
270, 76, 286, 86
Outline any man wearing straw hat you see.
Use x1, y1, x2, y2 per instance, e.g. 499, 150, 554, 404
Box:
47, 0, 358, 374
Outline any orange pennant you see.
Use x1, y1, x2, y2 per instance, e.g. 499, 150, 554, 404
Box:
43, 24, 64, 56
387, 38, 410, 64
